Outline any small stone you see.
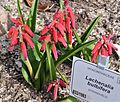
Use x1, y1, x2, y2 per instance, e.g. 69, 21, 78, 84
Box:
0, 98, 2, 102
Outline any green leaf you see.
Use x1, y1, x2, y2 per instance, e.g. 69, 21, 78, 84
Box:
34, 54, 46, 80
73, 30, 81, 44
32, 34, 43, 61
33, 64, 45, 90
57, 96, 78, 102
27, 0, 39, 32
82, 44, 94, 61
33, 42, 42, 61
51, 57, 57, 79
81, 16, 101, 42
46, 43, 56, 80
21, 61, 32, 85
55, 39, 97, 67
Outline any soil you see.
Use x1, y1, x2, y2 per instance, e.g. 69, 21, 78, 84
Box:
0, 0, 120, 102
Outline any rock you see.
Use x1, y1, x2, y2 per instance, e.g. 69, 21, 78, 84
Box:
0, 5, 8, 36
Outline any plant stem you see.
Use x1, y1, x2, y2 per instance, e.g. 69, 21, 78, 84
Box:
17, 0, 25, 24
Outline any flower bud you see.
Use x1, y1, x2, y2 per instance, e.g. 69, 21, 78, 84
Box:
40, 26, 49, 35
92, 41, 102, 54
52, 44, 58, 60
20, 42, 28, 60
23, 24, 34, 37
22, 31, 34, 49
67, 7, 75, 29
7, 26, 15, 39
10, 29, 18, 46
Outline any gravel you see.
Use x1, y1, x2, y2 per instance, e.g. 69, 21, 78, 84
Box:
0, 0, 120, 102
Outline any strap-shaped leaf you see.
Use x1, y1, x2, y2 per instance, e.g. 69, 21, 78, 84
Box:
81, 16, 101, 42
27, 0, 39, 32
46, 43, 56, 80
55, 39, 97, 67
21, 61, 32, 85
73, 30, 81, 44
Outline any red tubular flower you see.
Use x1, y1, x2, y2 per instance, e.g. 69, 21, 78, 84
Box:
7, 26, 15, 39
39, 36, 47, 41
61, 20, 65, 27
47, 79, 66, 101
50, 27, 58, 43
109, 42, 118, 51
91, 50, 99, 63
10, 29, 18, 46
48, 20, 57, 28
107, 34, 114, 40
91, 41, 102, 55
101, 46, 108, 56
54, 84, 58, 101
39, 35, 51, 43
23, 24, 34, 37
68, 30, 73, 45
20, 42, 28, 60
47, 83, 53, 92
57, 79, 66, 88
92, 34, 118, 63
52, 43, 58, 60
57, 33, 67, 47
102, 35, 108, 42
55, 23, 65, 36
10, 17, 22, 26
10, 18, 18, 23
40, 26, 49, 35
53, 10, 63, 20
106, 42, 112, 55
22, 31, 34, 49
65, 16, 71, 34
40, 42, 46, 51
67, 7, 75, 29
58, 11, 64, 23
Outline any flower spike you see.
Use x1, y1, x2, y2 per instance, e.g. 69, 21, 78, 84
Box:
67, 7, 75, 29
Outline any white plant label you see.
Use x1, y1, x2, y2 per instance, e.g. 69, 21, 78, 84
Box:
70, 57, 120, 102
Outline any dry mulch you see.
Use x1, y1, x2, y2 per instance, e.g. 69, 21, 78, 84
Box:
0, 0, 120, 102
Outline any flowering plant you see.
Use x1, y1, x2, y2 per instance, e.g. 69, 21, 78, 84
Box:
91, 35, 118, 63
7, 0, 117, 101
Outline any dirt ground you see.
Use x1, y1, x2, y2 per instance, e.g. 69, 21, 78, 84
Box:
0, 0, 120, 102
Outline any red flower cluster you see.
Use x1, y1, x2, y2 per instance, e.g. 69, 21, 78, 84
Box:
39, 6, 75, 60
7, 17, 34, 60
91, 35, 118, 63
47, 79, 66, 101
